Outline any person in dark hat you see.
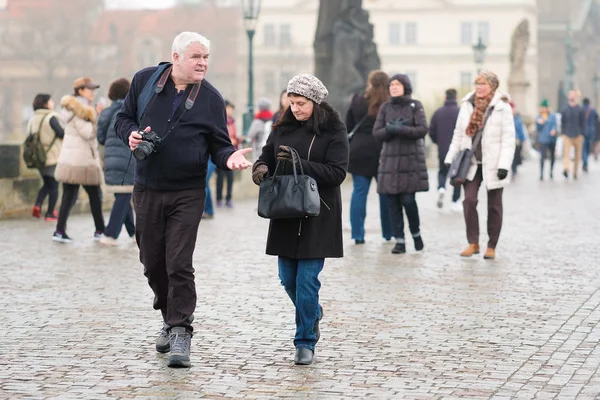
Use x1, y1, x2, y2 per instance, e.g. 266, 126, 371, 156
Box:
373, 73, 429, 255
251, 74, 348, 366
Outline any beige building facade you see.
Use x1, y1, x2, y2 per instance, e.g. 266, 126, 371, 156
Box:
245, 0, 538, 118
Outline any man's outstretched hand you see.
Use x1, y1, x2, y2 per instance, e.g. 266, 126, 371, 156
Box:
226, 148, 253, 170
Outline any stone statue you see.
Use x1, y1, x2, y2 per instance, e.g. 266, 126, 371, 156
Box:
508, 19, 531, 117
314, 0, 380, 115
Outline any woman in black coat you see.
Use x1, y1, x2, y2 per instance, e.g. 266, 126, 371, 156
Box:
346, 70, 392, 244
252, 74, 348, 366
97, 78, 136, 245
373, 74, 429, 254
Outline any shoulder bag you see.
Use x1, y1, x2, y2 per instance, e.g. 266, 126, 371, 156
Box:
257, 145, 320, 219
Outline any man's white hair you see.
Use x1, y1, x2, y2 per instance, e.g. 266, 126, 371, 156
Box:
172, 32, 211, 61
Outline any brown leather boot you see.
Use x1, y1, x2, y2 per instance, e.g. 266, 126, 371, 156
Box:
460, 244, 480, 257
484, 248, 495, 260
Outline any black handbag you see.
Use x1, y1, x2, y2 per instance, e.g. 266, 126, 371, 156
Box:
257, 147, 320, 219
448, 107, 493, 187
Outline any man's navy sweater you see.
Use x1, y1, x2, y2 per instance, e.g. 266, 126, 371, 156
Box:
115, 66, 235, 191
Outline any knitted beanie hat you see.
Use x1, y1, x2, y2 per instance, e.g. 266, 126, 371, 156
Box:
287, 74, 328, 104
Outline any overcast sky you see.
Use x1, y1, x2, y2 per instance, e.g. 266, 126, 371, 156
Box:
105, 0, 176, 9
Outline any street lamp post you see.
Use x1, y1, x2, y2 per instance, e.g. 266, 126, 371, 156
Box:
472, 36, 487, 75
241, 0, 261, 137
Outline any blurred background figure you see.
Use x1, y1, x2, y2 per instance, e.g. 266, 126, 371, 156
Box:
536, 99, 558, 180
216, 100, 239, 208
272, 89, 290, 124
247, 97, 273, 162
430, 88, 461, 212
373, 74, 429, 255
29, 94, 64, 221
510, 101, 527, 177
581, 97, 598, 173
559, 90, 584, 180
346, 70, 392, 245
97, 78, 136, 246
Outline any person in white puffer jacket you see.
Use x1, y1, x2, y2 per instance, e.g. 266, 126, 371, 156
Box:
444, 70, 515, 260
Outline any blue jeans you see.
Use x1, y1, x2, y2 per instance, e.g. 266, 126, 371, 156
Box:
583, 135, 594, 168
350, 175, 392, 241
205, 159, 216, 215
278, 257, 324, 351
104, 193, 135, 238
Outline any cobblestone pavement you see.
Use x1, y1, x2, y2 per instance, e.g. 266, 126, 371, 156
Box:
1, 160, 599, 399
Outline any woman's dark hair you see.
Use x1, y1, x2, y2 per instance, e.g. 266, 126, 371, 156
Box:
32, 94, 52, 111
278, 89, 288, 112
108, 78, 130, 101
273, 98, 322, 135
365, 70, 389, 116
225, 100, 235, 109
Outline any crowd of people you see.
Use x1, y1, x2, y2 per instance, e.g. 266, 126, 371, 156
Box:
22, 29, 598, 370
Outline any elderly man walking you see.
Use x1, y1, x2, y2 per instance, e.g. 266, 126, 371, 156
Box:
115, 32, 252, 368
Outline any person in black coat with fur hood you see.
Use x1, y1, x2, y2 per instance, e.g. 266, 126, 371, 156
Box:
252, 74, 349, 366
373, 74, 429, 255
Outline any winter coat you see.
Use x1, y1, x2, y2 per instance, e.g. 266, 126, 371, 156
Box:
253, 102, 349, 259
55, 96, 103, 186
444, 91, 516, 190
560, 105, 585, 138
247, 110, 274, 162
536, 113, 557, 145
373, 96, 429, 195
583, 105, 598, 139
346, 92, 383, 177
98, 99, 135, 192
27, 108, 64, 168
429, 99, 460, 161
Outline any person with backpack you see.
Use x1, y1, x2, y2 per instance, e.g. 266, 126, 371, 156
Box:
52, 79, 106, 243
97, 78, 136, 246
27, 94, 64, 221
247, 98, 273, 162
373, 74, 429, 254
115, 32, 252, 368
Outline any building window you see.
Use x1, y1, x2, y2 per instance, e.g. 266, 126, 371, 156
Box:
264, 70, 275, 94
389, 22, 401, 45
264, 23, 276, 47
461, 22, 472, 45
279, 24, 291, 47
405, 22, 417, 45
406, 71, 417, 91
460, 72, 473, 89
478, 22, 490, 45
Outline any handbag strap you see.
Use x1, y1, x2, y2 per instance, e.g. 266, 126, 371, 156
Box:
348, 114, 368, 137
472, 106, 494, 150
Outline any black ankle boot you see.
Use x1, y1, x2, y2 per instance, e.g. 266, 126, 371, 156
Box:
391, 243, 406, 254
294, 348, 314, 365
414, 236, 424, 251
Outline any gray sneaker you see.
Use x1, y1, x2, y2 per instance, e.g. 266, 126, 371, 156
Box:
167, 327, 192, 368
156, 323, 170, 353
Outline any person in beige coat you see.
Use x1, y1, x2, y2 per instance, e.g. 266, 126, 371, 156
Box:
53, 94, 105, 243
444, 71, 515, 260
28, 94, 64, 221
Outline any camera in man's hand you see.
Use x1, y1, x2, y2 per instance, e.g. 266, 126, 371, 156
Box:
133, 130, 162, 161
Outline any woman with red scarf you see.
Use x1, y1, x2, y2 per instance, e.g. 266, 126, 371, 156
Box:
444, 71, 516, 260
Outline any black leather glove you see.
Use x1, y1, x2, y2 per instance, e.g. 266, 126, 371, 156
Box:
497, 169, 508, 180
276, 145, 293, 162
252, 164, 269, 185
385, 119, 412, 135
